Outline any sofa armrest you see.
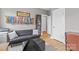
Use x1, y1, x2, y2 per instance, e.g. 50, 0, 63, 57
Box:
32, 38, 45, 51
9, 35, 40, 45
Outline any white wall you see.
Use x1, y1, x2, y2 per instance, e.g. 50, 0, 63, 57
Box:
65, 8, 79, 32
0, 8, 48, 30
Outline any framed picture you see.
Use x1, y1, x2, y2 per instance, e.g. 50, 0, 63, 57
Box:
17, 11, 30, 16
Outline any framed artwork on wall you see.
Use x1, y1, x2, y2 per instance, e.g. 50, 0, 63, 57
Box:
16, 11, 30, 16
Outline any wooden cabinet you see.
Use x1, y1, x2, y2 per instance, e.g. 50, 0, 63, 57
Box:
66, 32, 79, 51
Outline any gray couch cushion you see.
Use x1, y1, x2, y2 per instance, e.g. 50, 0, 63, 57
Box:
16, 30, 33, 36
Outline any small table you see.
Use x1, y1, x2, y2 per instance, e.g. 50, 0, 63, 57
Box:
0, 42, 9, 51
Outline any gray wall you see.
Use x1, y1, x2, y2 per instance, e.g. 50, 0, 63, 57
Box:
0, 8, 48, 30
65, 8, 79, 32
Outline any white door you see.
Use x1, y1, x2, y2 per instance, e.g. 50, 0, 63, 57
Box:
41, 15, 47, 32
52, 8, 65, 43
47, 16, 52, 35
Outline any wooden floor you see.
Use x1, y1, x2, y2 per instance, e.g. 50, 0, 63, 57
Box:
0, 42, 9, 51
41, 35, 70, 51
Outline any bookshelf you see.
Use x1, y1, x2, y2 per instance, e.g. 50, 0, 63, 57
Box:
36, 15, 41, 35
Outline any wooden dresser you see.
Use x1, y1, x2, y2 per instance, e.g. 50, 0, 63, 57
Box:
66, 32, 79, 51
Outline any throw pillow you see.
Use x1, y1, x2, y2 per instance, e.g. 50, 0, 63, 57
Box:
33, 29, 38, 35
8, 31, 18, 41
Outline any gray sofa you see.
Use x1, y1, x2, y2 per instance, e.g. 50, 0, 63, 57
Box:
9, 30, 45, 51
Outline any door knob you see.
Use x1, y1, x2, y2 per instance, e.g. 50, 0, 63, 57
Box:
53, 26, 55, 28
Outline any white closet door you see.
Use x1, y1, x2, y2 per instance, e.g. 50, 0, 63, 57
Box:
47, 16, 52, 35
52, 8, 65, 43
41, 15, 47, 32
